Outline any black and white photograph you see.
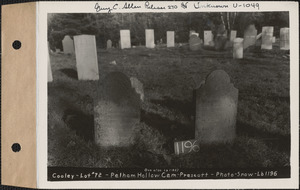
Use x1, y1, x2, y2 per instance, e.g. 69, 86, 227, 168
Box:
47, 8, 292, 182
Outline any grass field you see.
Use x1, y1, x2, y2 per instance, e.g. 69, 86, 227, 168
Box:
48, 42, 290, 168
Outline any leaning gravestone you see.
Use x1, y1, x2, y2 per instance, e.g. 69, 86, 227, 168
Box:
204, 30, 213, 46
243, 24, 257, 49
189, 34, 202, 51
130, 77, 144, 101
195, 70, 238, 144
94, 72, 141, 147
145, 29, 155, 48
107, 39, 112, 49
280, 27, 289, 50
74, 35, 99, 80
167, 31, 175, 47
261, 26, 274, 50
48, 43, 53, 82
120, 30, 131, 49
62, 35, 75, 54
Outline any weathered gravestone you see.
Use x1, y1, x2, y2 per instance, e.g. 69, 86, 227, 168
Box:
243, 24, 257, 49
167, 31, 175, 47
229, 30, 237, 46
189, 34, 202, 51
74, 35, 99, 80
280, 27, 289, 50
146, 29, 155, 48
48, 43, 53, 82
204, 30, 213, 46
233, 38, 244, 59
195, 70, 238, 144
107, 39, 112, 49
261, 26, 274, 50
120, 30, 131, 49
94, 72, 141, 147
130, 77, 144, 101
62, 35, 75, 54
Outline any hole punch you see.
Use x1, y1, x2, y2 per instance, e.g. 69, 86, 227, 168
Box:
11, 143, 21, 152
12, 40, 21, 50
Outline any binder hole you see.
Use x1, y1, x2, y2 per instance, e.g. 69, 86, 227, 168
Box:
11, 143, 21, 152
12, 40, 21, 50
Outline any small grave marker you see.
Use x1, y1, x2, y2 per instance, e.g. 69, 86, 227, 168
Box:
195, 70, 238, 144
146, 29, 155, 48
233, 38, 244, 59
204, 30, 213, 46
62, 35, 75, 54
167, 31, 175, 47
189, 34, 202, 51
74, 35, 99, 80
107, 39, 112, 49
120, 30, 131, 49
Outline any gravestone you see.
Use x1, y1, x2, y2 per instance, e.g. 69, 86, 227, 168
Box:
130, 77, 144, 101
280, 27, 289, 50
204, 31, 213, 46
230, 30, 237, 43
62, 35, 75, 54
48, 43, 53, 82
74, 35, 99, 80
120, 30, 131, 49
145, 29, 155, 48
195, 70, 238, 144
94, 72, 141, 147
261, 26, 274, 50
107, 39, 112, 49
243, 24, 257, 49
233, 38, 244, 59
167, 31, 175, 47
189, 34, 202, 51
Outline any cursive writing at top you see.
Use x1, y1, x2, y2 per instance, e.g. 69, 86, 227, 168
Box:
94, 3, 118, 13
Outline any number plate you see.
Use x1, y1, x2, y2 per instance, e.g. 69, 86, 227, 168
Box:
174, 139, 200, 155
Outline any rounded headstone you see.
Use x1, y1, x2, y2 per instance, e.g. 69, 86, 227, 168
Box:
195, 70, 238, 144
94, 72, 140, 147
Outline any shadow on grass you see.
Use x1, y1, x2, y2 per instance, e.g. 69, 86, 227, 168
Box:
236, 121, 290, 153
63, 108, 94, 142
60, 68, 78, 79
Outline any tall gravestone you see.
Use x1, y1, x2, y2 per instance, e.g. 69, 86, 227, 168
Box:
94, 72, 141, 147
74, 35, 99, 80
48, 44, 53, 82
195, 70, 238, 144
189, 34, 202, 51
204, 31, 213, 46
243, 24, 257, 49
107, 39, 112, 49
145, 29, 155, 48
62, 35, 75, 54
280, 28, 289, 50
120, 30, 131, 49
261, 26, 274, 50
130, 77, 144, 101
233, 38, 244, 59
167, 31, 175, 47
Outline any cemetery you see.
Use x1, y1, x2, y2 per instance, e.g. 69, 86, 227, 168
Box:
47, 12, 290, 169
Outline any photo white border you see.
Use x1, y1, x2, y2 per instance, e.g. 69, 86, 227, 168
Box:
37, 1, 299, 189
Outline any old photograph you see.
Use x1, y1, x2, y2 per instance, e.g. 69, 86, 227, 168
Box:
47, 11, 290, 181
